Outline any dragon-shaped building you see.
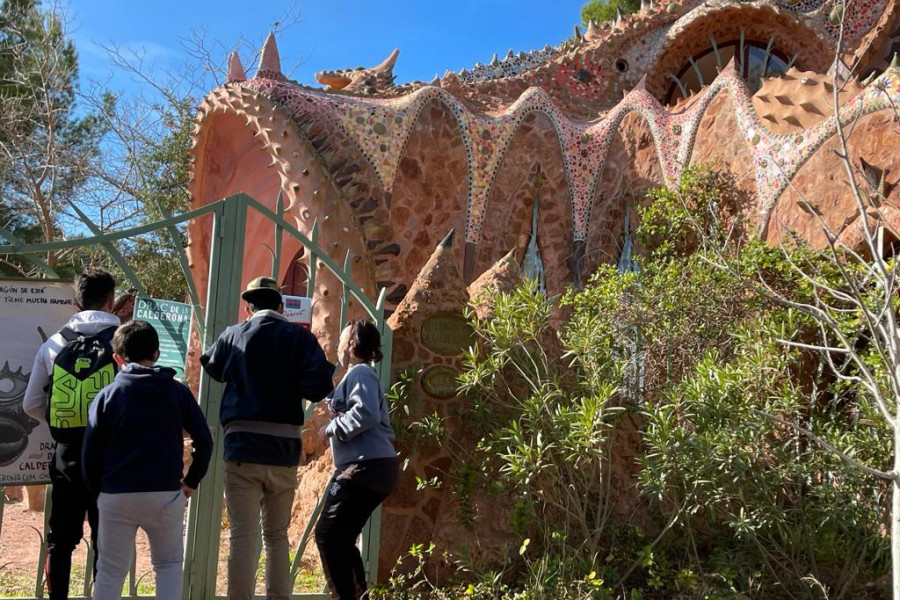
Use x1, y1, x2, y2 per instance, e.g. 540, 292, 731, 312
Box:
187, 0, 900, 575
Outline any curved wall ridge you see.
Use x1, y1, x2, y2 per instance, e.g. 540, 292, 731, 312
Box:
205, 64, 900, 244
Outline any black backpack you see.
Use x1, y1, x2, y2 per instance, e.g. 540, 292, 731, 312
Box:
46, 327, 118, 444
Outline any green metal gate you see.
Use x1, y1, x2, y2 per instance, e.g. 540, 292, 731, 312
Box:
0, 192, 392, 599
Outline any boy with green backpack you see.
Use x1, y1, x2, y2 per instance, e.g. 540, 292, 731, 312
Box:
23, 267, 120, 600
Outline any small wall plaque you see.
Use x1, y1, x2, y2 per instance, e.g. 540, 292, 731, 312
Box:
420, 312, 473, 356
420, 365, 460, 399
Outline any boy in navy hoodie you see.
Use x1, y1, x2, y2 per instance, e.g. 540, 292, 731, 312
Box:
83, 320, 213, 600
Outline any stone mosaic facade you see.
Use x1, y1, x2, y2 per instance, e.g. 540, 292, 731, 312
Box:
187, 0, 900, 579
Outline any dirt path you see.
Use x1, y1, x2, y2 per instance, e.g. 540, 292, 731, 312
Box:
1, 494, 323, 597
1, 497, 155, 597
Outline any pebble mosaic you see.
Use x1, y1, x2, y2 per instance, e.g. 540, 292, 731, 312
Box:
457, 47, 560, 84
236, 58, 900, 244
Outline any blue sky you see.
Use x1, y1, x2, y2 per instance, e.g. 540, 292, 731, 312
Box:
67, 0, 586, 94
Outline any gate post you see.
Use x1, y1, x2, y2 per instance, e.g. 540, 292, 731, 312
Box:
360, 291, 394, 584
184, 195, 247, 600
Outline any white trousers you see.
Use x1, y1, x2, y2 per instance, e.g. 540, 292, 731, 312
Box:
94, 490, 187, 600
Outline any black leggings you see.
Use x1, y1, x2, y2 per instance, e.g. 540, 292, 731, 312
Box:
315, 477, 388, 600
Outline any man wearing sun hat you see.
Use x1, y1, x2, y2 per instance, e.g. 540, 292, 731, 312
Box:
201, 276, 334, 600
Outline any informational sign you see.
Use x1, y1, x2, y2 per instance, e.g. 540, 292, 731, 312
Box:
283, 295, 312, 328
133, 297, 192, 378
0, 279, 75, 485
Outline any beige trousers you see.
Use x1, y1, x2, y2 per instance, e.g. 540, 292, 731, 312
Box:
224, 461, 298, 600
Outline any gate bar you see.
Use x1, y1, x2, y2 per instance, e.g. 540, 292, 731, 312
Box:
184, 195, 248, 600
65, 200, 149, 299
243, 198, 376, 315
0, 224, 58, 277
0, 202, 221, 256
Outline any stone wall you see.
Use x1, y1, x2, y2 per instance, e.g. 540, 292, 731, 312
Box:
390, 99, 468, 280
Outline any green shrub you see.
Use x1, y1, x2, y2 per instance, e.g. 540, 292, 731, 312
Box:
390, 164, 891, 600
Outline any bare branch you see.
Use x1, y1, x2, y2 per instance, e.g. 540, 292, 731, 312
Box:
751, 409, 895, 480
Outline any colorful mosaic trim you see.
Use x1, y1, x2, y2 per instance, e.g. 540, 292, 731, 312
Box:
778, 0, 827, 14
821, 0, 892, 41
234, 65, 900, 244
458, 47, 559, 84
745, 71, 900, 231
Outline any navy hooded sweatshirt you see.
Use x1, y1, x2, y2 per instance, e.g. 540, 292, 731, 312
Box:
82, 364, 213, 495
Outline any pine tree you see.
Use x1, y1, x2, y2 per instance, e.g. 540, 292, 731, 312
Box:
0, 0, 105, 276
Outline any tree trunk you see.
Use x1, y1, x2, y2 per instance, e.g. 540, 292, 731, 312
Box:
894, 452, 900, 599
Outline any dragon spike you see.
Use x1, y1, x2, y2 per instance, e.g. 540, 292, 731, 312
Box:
861, 72, 876, 86
586, 20, 596, 35
574, 25, 582, 40
377, 48, 400, 72
635, 73, 648, 90
640, 0, 650, 11
615, 7, 625, 28
891, 52, 899, 69
226, 51, 247, 83
258, 31, 282, 76
507, 48, 515, 59
491, 53, 499, 66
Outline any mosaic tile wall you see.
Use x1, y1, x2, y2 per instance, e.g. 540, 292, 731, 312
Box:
391, 0, 891, 120
238, 62, 900, 243
668, 0, 891, 45
457, 46, 559, 84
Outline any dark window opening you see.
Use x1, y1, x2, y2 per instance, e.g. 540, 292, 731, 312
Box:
665, 39, 791, 106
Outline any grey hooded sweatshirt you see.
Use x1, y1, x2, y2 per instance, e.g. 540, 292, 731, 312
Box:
325, 363, 396, 467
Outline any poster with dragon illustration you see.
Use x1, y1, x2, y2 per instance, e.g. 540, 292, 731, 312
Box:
0, 279, 75, 485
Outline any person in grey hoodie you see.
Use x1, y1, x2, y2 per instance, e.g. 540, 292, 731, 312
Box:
82, 320, 212, 600
316, 319, 398, 600
22, 267, 120, 600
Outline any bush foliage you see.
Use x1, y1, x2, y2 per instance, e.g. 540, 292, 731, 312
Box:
380, 165, 891, 600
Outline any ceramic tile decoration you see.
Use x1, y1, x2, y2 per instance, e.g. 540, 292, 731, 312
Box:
240, 62, 900, 241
